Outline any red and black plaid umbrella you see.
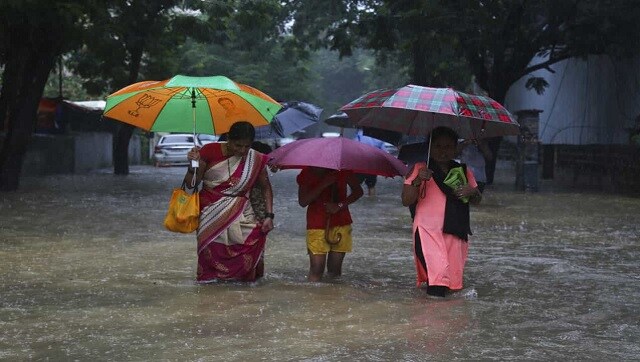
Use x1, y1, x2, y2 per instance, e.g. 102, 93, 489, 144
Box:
339, 85, 520, 139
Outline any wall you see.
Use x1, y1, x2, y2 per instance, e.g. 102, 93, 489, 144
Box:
22, 132, 141, 176
22, 134, 75, 176
552, 145, 640, 193
504, 54, 640, 145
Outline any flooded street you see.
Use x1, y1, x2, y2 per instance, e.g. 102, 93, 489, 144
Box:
1, 165, 639, 360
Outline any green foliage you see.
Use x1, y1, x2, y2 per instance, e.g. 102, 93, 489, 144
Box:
42, 66, 95, 100
67, 0, 215, 93
439, 0, 640, 100
287, 0, 640, 102
176, 38, 314, 103
308, 48, 408, 115
525, 77, 551, 95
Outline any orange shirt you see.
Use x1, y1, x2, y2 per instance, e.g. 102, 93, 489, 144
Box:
296, 168, 354, 229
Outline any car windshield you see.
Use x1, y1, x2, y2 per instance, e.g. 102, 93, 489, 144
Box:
198, 134, 218, 142
162, 135, 194, 144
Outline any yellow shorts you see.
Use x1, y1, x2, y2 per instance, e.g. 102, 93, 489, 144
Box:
306, 225, 353, 255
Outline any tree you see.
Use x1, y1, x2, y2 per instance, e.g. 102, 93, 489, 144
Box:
69, 0, 218, 175
442, 0, 640, 183
0, 1, 102, 191
288, 0, 640, 183
72, 0, 306, 175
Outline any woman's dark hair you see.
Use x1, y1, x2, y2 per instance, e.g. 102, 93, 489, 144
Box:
251, 141, 272, 154
228, 121, 255, 142
430, 126, 459, 144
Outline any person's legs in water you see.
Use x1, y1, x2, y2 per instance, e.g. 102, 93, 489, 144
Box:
308, 253, 327, 282
409, 202, 417, 220
357, 174, 377, 196
255, 257, 265, 279
326, 251, 346, 278
364, 175, 377, 196
477, 181, 486, 194
415, 231, 447, 297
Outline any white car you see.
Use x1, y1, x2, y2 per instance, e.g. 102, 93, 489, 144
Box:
383, 142, 399, 156
197, 134, 219, 145
153, 134, 202, 167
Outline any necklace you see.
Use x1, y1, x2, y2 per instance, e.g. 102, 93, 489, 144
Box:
227, 158, 240, 187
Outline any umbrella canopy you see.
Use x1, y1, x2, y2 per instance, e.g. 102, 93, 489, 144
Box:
339, 85, 520, 139
324, 112, 355, 129
255, 101, 323, 139
362, 127, 426, 147
324, 112, 425, 146
397, 141, 430, 165
103, 75, 282, 135
267, 137, 408, 177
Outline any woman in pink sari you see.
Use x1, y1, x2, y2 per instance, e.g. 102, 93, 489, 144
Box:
401, 127, 482, 297
185, 121, 274, 283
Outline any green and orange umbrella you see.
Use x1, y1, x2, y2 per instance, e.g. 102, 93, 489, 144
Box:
103, 75, 282, 135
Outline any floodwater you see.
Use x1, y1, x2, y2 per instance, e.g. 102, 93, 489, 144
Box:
1, 165, 639, 360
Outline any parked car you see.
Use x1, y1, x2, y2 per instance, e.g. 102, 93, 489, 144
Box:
382, 142, 399, 156
153, 134, 200, 167
197, 134, 218, 145
258, 137, 297, 150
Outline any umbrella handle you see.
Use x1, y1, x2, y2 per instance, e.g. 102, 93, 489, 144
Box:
324, 217, 342, 245
190, 88, 199, 173
419, 130, 433, 199
426, 130, 432, 168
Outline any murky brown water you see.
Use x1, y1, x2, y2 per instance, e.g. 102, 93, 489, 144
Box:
1, 165, 639, 360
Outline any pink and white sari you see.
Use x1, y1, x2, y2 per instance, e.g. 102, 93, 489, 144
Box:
196, 148, 268, 282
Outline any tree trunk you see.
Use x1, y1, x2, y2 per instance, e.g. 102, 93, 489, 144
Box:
0, 45, 58, 191
112, 46, 143, 175
113, 124, 134, 175
412, 40, 429, 86
0, 55, 21, 132
484, 86, 509, 185
484, 137, 502, 185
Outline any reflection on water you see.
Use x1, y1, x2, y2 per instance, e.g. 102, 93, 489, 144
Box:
1, 166, 639, 360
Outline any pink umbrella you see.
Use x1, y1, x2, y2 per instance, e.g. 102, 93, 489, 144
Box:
267, 137, 408, 177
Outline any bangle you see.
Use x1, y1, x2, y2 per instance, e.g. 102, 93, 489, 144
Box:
265, 212, 275, 219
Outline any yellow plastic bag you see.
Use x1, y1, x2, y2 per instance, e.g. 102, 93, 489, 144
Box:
443, 166, 469, 203
164, 184, 199, 233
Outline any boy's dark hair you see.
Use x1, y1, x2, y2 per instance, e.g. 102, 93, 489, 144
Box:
228, 121, 255, 142
430, 126, 459, 144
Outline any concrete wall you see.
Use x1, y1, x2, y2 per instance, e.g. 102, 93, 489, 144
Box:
504, 54, 640, 145
22, 132, 141, 176
73, 132, 113, 173
22, 134, 75, 176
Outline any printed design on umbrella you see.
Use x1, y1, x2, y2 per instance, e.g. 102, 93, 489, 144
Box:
385, 86, 457, 114
340, 84, 520, 139
103, 75, 282, 135
129, 94, 162, 117
217, 97, 247, 121
454, 92, 514, 123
